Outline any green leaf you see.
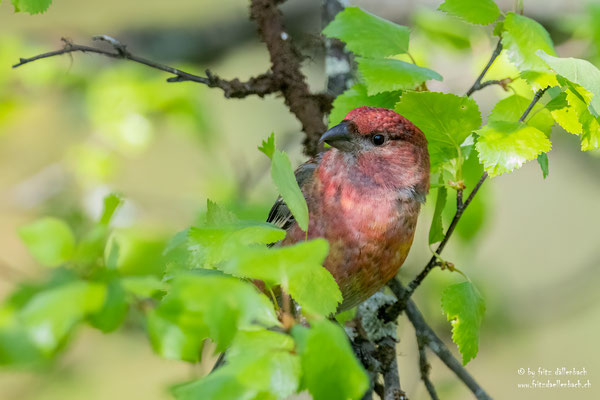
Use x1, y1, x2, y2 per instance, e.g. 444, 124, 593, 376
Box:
489, 94, 554, 136
261, 135, 310, 232
11, 0, 53, 14
121, 275, 166, 298
414, 10, 474, 50
292, 320, 369, 400
545, 91, 569, 111
328, 84, 401, 128
502, 13, 556, 73
358, 58, 442, 95
475, 120, 552, 177
188, 220, 285, 266
88, 279, 128, 333
438, 0, 500, 25
395, 92, 482, 170
206, 199, 237, 225
537, 50, 600, 115
537, 153, 549, 179
323, 7, 410, 58
441, 281, 485, 365
225, 239, 341, 316
429, 184, 447, 245
19, 281, 107, 354
99, 193, 123, 225
174, 330, 300, 400
146, 309, 204, 362
153, 274, 278, 354
257, 133, 275, 159
19, 217, 76, 267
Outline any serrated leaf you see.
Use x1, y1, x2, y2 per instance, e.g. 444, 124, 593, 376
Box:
19, 217, 76, 267
441, 281, 485, 365
225, 239, 341, 316
520, 70, 559, 92
429, 183, 447, 245
502, 13, 555, 73
395, 92, 482, 170
328, 84, 401, 128
438, 0, 500, 25
537, 50, 600, 115
323, 7, 410, 58
292, 320, 369, 400
19, 281, 107, 354
11, 0, 53, 14
257, 133, 275, 159
489, 94, 554, 136
475, 120, 552, 177
205, 199, 237, 225
358, 58, 442, 95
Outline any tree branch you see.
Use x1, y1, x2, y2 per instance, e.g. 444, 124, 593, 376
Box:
388, 280, 492, 400
250, 0, 330, 156
417, 335, 440, 400
465, 41, 504, 96
322, 0, 354, 97
13, 36, 281, 99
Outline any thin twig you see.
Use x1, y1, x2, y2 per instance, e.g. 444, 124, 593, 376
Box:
417, 335, 440, 400
13, 37, 280, 98
465, 41, 503, 96
388, 280, 492, 400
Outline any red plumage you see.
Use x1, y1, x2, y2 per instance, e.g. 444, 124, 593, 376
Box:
268, 106, 430, 311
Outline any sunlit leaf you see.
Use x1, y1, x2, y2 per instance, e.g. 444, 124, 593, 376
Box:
429, 183, 447, 245
475, 120, 551, 177
502, 13, 555, 73
11, 0, 53, 14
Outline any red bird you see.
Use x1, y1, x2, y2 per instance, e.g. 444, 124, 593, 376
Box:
267, 107, 430, 311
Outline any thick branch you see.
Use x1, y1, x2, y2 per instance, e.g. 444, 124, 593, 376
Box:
388, 280, 492, 400
250, 0, 329, 156
13, 36, 280, 99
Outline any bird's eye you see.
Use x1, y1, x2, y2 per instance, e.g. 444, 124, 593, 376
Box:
372, 134, 386, 146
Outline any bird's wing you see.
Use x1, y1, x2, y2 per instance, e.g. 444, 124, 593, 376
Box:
266, 159, 318, 231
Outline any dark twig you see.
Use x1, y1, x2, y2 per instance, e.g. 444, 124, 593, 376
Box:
376, 337, 407, 400
13, 37, 280, 98
388, 280, 492, 400
417, 335, 440, 400
465, 41, 503, 96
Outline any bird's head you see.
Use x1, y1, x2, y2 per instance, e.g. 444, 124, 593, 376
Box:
320, 106, 430, 197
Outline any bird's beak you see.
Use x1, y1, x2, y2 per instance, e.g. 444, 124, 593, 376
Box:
319, 122, 355, 152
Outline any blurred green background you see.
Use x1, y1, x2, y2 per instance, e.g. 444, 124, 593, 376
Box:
1, 0, 599, 399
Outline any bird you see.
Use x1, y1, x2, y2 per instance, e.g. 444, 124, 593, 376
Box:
267, 106, 430, 311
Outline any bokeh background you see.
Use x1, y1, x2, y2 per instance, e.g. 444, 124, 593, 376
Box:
1, 0, 599, 399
